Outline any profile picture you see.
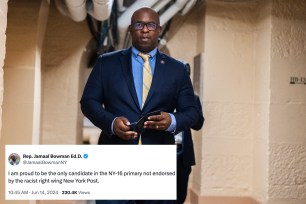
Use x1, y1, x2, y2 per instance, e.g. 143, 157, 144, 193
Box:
8, 153, 21, 166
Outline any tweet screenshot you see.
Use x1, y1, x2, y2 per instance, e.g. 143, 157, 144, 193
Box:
5, 145, 176, 200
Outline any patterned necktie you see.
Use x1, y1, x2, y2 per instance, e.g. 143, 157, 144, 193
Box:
138, 53, 152, 145
138, 53, 152, 108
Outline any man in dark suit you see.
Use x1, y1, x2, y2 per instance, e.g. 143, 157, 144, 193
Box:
176, 64, 204, 204
81, 7, 199, 204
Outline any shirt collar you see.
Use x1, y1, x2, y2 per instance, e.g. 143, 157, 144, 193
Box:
132, 47, 157, 59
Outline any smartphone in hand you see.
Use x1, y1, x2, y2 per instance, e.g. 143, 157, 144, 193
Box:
129, 110, 161, 133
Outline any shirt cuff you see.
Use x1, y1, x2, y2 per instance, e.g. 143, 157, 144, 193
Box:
111, 117, 117, 135
166, 113, 176, 133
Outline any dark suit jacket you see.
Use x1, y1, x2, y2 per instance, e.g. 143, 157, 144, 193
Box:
80, 48, 199, 145
180, 95, 204, 167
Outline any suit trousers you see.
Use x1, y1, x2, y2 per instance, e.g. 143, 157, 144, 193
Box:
176, 153, 192, 204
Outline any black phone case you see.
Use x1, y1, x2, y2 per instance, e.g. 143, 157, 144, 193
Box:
129, 110, 161, 133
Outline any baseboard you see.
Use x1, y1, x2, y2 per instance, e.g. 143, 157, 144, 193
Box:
188, 188, 261, 204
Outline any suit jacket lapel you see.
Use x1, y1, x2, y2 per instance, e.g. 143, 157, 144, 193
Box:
120, 48, 141, 110
143, 51, 167, 109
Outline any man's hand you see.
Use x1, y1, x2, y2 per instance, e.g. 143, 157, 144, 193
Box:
113, 117, 138, 140
143, 112, 171, 130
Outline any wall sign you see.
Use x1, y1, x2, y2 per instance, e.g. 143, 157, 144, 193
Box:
290, 77, 306, 85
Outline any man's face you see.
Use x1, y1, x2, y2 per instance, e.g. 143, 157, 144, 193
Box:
129, 8, 161, 53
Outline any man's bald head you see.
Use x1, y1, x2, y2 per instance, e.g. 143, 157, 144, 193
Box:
131, 7, 160, 25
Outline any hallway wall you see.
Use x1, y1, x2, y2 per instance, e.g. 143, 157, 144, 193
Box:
189, 0, 306, 203
201, 0, 256, 199
41, 2, 91, 144
253, 0, 271, 203
268, 1, 306, 203
0, 1, 47, 204
0, 1, 8, 203
0, 0, 8, 140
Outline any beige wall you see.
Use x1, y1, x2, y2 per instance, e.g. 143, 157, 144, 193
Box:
253, 0, 271, 203
201, 0, 256, 198
0, 1, 48, 204
2, 0, 41, 144
41, 2, 92, 144
268, 0, 306, 204
0, 0, 7, 139
0, 0, 7, 201
183, 1, 306, 204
